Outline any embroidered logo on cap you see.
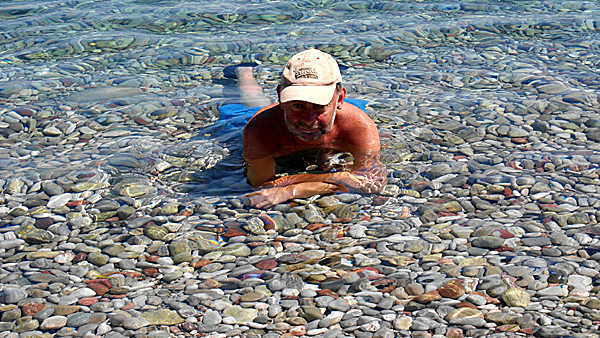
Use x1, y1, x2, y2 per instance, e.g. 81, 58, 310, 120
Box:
294, 67, 318, 80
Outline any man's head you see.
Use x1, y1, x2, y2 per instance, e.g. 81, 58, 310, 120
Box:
278, 48, 342, 105
278, 48, 345, 142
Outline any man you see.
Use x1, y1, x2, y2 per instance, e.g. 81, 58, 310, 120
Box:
242, 48, 387, 208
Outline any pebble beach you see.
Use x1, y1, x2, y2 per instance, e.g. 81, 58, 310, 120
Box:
2, 1, 600, 337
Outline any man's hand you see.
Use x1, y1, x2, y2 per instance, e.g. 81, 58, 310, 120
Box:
245, 186, 294, 208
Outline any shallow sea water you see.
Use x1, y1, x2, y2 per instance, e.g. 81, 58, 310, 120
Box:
1, 0, 600, 198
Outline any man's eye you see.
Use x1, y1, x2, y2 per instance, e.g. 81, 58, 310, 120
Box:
292, 104, 304, 109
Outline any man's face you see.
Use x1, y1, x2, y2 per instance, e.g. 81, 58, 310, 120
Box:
282, 93, 338, 142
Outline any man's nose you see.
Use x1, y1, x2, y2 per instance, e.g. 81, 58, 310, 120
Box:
302, 106, 320, 122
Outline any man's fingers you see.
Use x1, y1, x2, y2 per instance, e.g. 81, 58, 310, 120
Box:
244, 192, 272, 208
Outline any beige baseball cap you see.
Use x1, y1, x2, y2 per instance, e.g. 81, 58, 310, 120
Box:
279, 48, 342, 105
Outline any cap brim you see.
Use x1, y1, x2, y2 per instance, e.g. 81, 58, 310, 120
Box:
279, 84, 336, 105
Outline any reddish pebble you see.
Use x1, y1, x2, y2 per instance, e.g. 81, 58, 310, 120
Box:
316, 289, 339, 298
134, 117, 150, 125
437, 280, 466, 299
105, 216, 120, 222
88, 282, 110, 296
492, 229, 514, 239
177, 209, 193, 217
371, 278, 396, 293
353, 266, 379, 274
190, 260, 211, 268
146, 255, 160, 263
255, 259, 278, 270
85, 279, 112, 288
259, 214, 276, 231
414, 290, 442, 304
120, 302, 135, 310
72, 253, 87, 263
78, 297, 98, 306
456, 302, 477, 309
359, 214, 372, 222
222, 226, 246, 238
469, 291, 499, 304
22, 303, 46, 317
511, 137, 528, 144
246, 241, 266, 248
110, 294, 127, 299
66, 200, 89, 207
305, 223, 328, 232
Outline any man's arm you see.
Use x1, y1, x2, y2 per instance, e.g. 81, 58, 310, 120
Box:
263, 154, 387, 193
245, 181, 348, 209
245, 154, 387, 208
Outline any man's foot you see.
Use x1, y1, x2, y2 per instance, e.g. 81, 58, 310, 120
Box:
235, 66, 272, 108
223, 62, 260, 79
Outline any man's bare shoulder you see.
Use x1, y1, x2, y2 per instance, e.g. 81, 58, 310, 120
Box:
243, 103, 284, 161
245, 103, 280, 126
333, 102, 380, 150
337, 102, 378, 132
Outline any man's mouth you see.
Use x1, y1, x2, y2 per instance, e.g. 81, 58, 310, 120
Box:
300, 128, 317, 133
298, 124, 320, 133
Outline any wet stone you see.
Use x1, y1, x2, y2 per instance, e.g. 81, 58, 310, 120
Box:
471, 236, 505, 249
0, 288, 28, 304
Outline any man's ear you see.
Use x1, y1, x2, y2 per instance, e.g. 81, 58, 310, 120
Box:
337, 86, 346, 109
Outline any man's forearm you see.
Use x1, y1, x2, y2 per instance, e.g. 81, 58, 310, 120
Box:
287, 181, 348, 200
265, 162, 387, 194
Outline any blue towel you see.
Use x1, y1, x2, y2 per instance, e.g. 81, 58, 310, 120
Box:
214, 104, 261, 136
345, 98, 370, 112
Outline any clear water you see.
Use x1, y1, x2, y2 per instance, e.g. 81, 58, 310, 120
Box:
1, 0, 600, 197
